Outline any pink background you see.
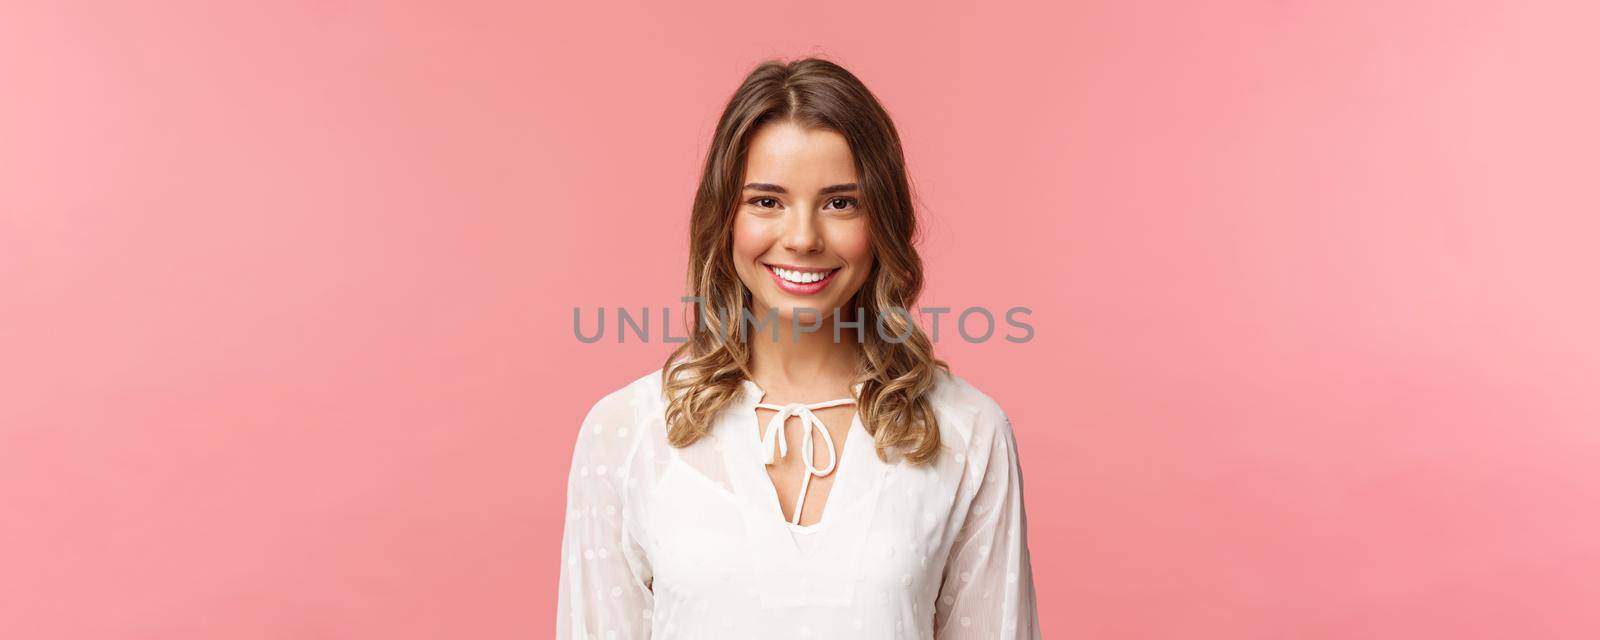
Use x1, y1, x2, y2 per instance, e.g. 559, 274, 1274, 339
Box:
3, 1, 1598, 638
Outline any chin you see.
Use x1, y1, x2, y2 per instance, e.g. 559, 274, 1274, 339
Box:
758, 297, 840, 324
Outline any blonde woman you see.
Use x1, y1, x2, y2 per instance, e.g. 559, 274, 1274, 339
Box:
557, 58, 1040, 639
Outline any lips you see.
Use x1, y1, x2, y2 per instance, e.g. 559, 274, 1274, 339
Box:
763, 263, 840, 295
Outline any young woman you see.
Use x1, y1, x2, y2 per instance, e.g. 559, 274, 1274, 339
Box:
557, 58, 1040, 639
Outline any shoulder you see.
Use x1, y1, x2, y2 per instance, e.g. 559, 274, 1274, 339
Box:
580, 367, 668, 427
571, 367, 670, 458
924, 369, 1013, 452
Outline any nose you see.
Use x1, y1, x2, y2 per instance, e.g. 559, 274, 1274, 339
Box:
780, 210, 824, 254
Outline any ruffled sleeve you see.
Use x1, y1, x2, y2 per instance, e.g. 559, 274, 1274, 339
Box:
933, 407, 1042, 639
556, 391, 654, 639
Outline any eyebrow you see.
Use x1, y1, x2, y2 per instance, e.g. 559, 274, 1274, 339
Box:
742, 182, 860, 195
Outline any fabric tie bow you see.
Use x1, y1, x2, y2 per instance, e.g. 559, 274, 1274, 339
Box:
754, 397, 857, 525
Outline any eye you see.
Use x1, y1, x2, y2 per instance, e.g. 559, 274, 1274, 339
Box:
748, 197, 781, 209
824, 196, 858, 210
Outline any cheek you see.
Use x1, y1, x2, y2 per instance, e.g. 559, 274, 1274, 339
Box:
832, 221, 874, 266
730, 214, 770, 262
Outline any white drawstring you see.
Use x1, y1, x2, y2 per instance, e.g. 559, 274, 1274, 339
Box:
754, 397, 856, 526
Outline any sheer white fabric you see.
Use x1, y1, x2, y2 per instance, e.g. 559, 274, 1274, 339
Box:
556, 367, 1041, 639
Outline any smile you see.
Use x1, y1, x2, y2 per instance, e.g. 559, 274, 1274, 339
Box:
763, 263, 840, 295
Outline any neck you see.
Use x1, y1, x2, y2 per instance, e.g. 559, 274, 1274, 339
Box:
746, 307, 863, 394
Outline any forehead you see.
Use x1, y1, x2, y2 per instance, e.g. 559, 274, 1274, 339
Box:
741, 121, 857, 183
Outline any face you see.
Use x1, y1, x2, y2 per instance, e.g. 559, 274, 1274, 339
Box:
731, 120, 874, 327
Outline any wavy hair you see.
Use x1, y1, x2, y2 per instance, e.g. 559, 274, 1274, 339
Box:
660, 57, 946, 465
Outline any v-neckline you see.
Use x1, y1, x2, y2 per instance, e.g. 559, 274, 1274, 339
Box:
704, 379, 890, 606
739, 379, 865, 534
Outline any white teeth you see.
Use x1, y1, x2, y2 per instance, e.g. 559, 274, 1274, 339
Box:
772, 267, 831, 284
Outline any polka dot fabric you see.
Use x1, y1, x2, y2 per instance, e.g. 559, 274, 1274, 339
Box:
556, 368, 1041, 639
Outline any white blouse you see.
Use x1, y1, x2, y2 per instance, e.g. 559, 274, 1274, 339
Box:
556, 367, 1041, 639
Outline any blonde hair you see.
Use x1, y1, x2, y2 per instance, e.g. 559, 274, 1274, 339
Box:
660, 58, 947, 465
